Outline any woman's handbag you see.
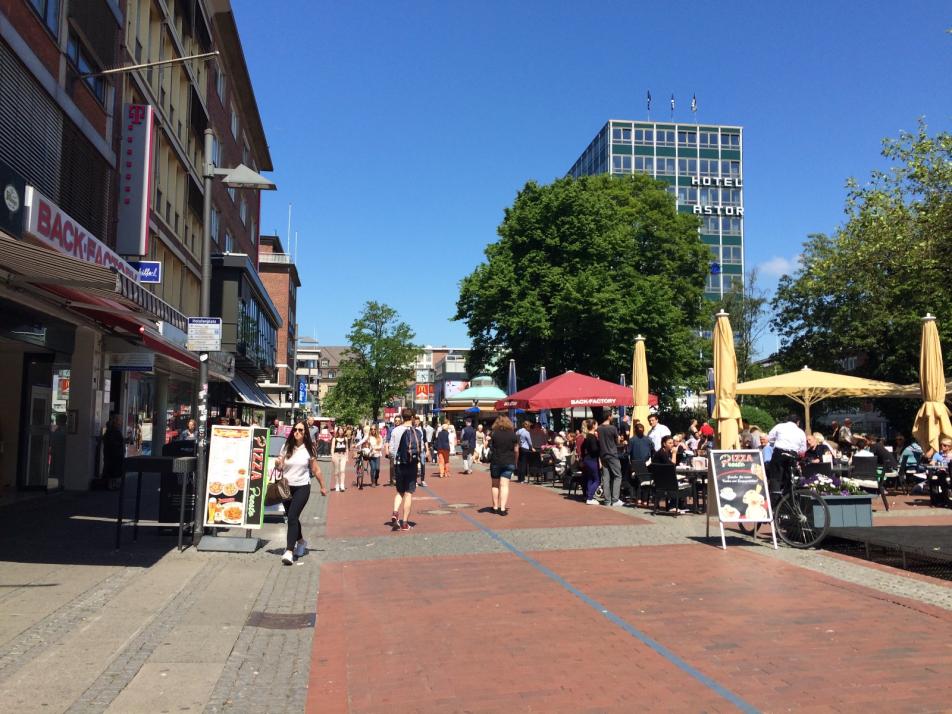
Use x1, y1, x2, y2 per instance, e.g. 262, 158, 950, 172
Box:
265, 465, 290, 506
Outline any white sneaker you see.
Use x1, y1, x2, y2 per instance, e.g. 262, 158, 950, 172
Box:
293, 540, 307, 557
612, 500, 624, 507
281, 550, 294, 566
334, 485, 340, 492
586, 499, 598, 505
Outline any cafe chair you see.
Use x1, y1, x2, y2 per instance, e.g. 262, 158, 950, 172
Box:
845, 455, 889, 511
526, 451, 545, 484
801, 461, 833, 480
649, 463, 691, 517
563, 455, 584, 495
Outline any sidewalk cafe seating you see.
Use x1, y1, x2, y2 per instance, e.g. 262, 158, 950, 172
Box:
927, 466, 951, 508
562, 455, 584, 495
649, 463, 691, 516
526, 450, 545, 484
845, 455, 889, 511
622, 462, 652, 505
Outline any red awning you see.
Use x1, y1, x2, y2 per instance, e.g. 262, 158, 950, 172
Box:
495, 370, 646, 411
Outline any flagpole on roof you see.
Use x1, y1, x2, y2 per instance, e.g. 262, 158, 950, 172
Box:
670, 93, 675, 121
646, 89, 651, 122
692, 93, 698, 126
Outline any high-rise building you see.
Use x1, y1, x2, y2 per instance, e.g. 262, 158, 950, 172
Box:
568, 120, 744, 300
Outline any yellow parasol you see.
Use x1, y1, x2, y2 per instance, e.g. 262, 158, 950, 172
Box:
912, 314, 952, 453
719, 368, 908, 434
631, 335, 650, 427
712, 311, 742, 449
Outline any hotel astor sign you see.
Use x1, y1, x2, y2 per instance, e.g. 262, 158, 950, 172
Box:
23, 186, 139, 282
690, 176, 744, 216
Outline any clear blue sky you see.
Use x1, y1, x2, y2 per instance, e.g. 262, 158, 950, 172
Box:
234, 0, 950, 353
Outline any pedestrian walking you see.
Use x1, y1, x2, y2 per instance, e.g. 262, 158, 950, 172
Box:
435, 420, 451, 477
275, 421, 327, 565
387, 416, 402, 485
385, 407, 422, 531
101, 413, 126, 490
580, 419, 601, 505
516, 420, 532, 482
331, 426, 349, 491
475, 423, 486, 462
460, 418, 477, 474
412, 416, 428, 486
364, 423, 383, 487
487, 416, 519, 515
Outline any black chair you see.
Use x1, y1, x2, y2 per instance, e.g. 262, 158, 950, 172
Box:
527, 451, 545, 483
540, 450, 557, 484
563, 454, 584, 495
850, 455, 889, 511
649, 463, 691, 516
801, 461, 833, 480
623, 463, 652, 505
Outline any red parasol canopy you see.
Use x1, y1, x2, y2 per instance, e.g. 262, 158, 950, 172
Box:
495, 370, 657, 411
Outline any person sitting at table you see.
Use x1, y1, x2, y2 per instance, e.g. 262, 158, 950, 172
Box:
551, 436, 570, 477
653, 434, 688, 512
851, 436, 874, 460
759, 432, 773, 465
671, 433, 688, 465
930, 439, 952, 467
868, 436, 897, 470
805, 432, 834, 464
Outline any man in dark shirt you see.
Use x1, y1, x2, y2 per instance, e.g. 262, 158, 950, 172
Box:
460, 419, 477, 474
624, 422, 653, 503
597, 412, 622, 506
869, 436, 898, 470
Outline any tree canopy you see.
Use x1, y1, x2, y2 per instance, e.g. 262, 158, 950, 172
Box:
771, 120, 952, 429
321, 301, 418, 421
454, 173, 710, 407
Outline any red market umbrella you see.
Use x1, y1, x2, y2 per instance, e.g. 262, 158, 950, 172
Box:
495, 370, 655, 411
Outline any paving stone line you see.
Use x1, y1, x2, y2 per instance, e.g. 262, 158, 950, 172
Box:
0, 567, 139, 683
65, 559, 226, 714
204, 491, 329, 713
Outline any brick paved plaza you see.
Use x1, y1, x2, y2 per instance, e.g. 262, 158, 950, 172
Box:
2, 459, 952, 712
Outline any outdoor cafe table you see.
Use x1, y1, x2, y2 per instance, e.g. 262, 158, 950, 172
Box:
675, 466, 708, 513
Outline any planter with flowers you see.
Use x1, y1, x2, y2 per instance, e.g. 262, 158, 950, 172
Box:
797, 472, 873, 528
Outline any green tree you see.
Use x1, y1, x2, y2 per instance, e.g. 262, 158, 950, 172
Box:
455, 173, 710, 408
771, 120, 952, 430
713, 268, 768, 385
325, 301, 418, 422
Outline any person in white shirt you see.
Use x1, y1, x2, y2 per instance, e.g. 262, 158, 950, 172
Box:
646, 414, 671, 453
274, 421, 327, 565
767, 414, 807, 496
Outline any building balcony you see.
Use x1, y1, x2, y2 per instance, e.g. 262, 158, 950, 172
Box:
259, 253, 293, 265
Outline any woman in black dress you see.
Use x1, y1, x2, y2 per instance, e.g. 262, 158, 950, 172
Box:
487, 416, 519, 515
581, 419, 601, 505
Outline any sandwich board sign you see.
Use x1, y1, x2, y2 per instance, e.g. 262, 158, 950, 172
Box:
708, 449, 777, 550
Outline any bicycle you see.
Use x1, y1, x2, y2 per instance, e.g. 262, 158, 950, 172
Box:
738, 457, 830, 549
354, 453, 368, 489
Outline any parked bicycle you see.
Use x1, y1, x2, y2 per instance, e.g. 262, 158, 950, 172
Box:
354, 452, 368, 490
738, 459, 830, 549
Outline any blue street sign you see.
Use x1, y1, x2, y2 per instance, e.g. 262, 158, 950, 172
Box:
129, 260, 162, 283
297, 377, 307, 404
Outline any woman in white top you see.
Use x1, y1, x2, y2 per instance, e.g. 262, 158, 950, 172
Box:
331, 426, 349, 491
274, 421, 327, 565
364, 424, 384, 487
475, 424, 486, 462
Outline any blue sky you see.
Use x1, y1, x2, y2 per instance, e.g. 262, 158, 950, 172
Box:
234, 0, 950, 354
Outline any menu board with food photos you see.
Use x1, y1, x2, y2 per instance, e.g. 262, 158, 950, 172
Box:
204, 425, 253, 528
710, 450, 773, 523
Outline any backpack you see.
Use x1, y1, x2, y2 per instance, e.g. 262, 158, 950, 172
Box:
396, 426, 423, 465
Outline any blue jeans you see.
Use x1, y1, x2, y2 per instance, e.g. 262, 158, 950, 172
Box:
583, 457, 600, 500
368, 456, 380, 484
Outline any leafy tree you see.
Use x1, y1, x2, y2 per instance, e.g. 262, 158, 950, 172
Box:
455, 173, 710, 408
713, 268, 768, 385
771, 120, 952, 431
325, 301, 418, 422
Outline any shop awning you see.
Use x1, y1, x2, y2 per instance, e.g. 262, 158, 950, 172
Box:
0, 232, 120, 291
227, 372, 274, 408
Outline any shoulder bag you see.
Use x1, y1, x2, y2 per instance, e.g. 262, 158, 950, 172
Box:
265, 464, 291, 505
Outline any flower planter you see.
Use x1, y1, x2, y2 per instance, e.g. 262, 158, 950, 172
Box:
808, 494, 874, 528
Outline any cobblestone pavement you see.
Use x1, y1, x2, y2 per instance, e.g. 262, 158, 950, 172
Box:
2, 461, 952, 712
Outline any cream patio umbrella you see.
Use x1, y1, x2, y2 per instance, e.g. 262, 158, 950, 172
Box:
912, 314, 952, 453
711, 311, 742, 449
631, 335, 651, 427
726, 367, 908, 434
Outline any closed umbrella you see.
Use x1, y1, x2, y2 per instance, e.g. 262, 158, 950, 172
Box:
631, 336, 651, 428
538, 366, 550, 429
912, 313, 952, 453
712, 310, 742, 450
507, 359, 518, 423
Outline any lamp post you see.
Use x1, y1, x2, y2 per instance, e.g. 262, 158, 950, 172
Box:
194, 128, 276, 541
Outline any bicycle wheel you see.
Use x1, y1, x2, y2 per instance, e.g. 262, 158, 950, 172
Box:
736, 521, 760, 536
774, 490, 830, 548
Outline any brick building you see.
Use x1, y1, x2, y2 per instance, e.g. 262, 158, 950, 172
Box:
257, 233, 300, 417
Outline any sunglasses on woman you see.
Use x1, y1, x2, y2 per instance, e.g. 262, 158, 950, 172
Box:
293, 427, 305, 433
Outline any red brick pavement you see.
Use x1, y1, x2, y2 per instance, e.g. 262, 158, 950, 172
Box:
325, 464, 648, 538
308, 538, 952, 712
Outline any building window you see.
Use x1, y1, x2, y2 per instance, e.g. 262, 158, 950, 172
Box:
321, 359, 329, 368
721, 217, 742, 235
722, 133, 740, 148
215, 65, 225, 98
699, 159, 718, 177
678, 130, 696, 146
656, 130, 675, 147
239, 199, 247, 224
723, 189, 742, 206
29, 0, 59, 35
66, 34, 105, 103
724, 274, 743, 291
702, 216, 719, 233
230, 105, 239, 138
327, 371, 335, 379
210, 208, 220, 243
722, 246, 742, 264
611, 155, 631, 173
709, 246, 721, 263
678, 158, 697, 176
211, 134, 221, 166
677, 186, 698, 204
705, 273, 721, 292
720, 160, 740, 178
699, 187, 718, 205
700, 131, 719, 147
634, 128, 653, 145
611, 126, 632, 144
634, 156, 653, 173
224, 231, 233, 253
227, 187, 236, 202
656, 157, 675, 175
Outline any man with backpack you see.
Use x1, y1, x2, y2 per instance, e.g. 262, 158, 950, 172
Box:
385, 408, 422, 531
460, 418, 477, 474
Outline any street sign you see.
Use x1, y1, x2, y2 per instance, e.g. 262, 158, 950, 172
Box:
187, 317, 222, 352
129, 260, 162, 283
